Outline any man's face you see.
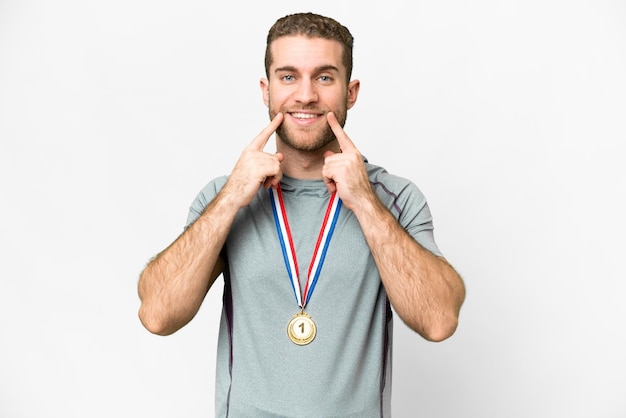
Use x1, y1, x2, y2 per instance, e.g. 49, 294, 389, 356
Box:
261, 35, 359, 152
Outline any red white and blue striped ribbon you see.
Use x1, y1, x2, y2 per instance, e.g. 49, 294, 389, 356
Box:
269, 185, 342, 309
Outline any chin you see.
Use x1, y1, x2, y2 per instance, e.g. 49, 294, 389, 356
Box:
278, 128, 336, 152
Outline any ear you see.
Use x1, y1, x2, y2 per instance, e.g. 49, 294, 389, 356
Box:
260, 78, 270, 106
346, 79, 360, 110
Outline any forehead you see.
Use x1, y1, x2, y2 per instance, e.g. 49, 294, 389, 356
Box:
269, 35, 345, 74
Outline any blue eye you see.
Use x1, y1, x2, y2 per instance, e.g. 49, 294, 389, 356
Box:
319, 75, 332, 82
282, 74, 295, 82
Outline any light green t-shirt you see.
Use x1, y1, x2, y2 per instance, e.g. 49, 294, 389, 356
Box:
186, 162, 441, 417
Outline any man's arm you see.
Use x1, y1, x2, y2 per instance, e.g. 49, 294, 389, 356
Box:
348, 195, 465, 341
323, 112, 465, 342
137, 113, 285, 336
137, 193, 236, 336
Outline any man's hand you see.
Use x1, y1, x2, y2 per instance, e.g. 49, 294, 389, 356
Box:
224, 113, 284, 209
322, 111, 373, 211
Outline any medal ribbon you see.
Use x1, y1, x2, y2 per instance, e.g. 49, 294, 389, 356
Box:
269, 184, 342, 309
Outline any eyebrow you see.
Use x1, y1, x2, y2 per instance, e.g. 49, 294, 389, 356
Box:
274, 65, 340, 74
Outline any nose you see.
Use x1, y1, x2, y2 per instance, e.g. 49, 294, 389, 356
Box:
294, 79, 318, 105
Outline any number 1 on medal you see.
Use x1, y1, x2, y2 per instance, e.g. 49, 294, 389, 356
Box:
287, 312, 316, 345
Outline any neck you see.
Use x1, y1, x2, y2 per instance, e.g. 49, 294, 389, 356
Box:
277, 140, 340, 180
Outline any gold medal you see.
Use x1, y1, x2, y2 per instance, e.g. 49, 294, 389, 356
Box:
287, 311, 316, 345
270, 185, 342, 346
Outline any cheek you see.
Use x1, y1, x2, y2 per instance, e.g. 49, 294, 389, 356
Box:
323, 90, 348, 108
268, 88, 291, 106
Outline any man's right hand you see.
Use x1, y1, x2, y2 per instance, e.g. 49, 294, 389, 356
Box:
222, 113, 284, 209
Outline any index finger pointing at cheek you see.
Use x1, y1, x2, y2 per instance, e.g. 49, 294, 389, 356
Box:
249, 112, 284, 151
327, 112, 356, 152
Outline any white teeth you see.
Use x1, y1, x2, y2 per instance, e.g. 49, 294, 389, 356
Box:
291, 112, 318, 119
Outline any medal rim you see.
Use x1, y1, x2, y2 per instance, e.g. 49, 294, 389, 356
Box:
287, 312, 317, 345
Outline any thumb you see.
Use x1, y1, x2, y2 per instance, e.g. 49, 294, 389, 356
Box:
323, 176, 337, 195
322, 150, 337, 194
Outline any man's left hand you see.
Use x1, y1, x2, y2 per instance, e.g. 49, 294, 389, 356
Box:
322, 111, 374, 211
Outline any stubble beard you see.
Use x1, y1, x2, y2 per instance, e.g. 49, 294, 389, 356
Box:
268, 100, 348, 152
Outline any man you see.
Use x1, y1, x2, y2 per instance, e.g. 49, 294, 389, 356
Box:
138, 12, 465, 417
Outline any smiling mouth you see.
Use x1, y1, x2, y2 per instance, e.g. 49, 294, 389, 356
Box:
289, 111, 323, 120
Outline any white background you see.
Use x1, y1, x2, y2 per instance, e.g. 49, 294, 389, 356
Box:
1, 1, 625, 417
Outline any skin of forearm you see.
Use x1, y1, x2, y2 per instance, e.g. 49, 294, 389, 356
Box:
352, 194, 465, 342
138, 191, 239, 336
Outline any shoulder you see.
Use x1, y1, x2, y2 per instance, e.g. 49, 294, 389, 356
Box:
193, 176, 229, 203
186, 175, 229, 225
364, 159, 428, 212
364, 159, 441, 254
